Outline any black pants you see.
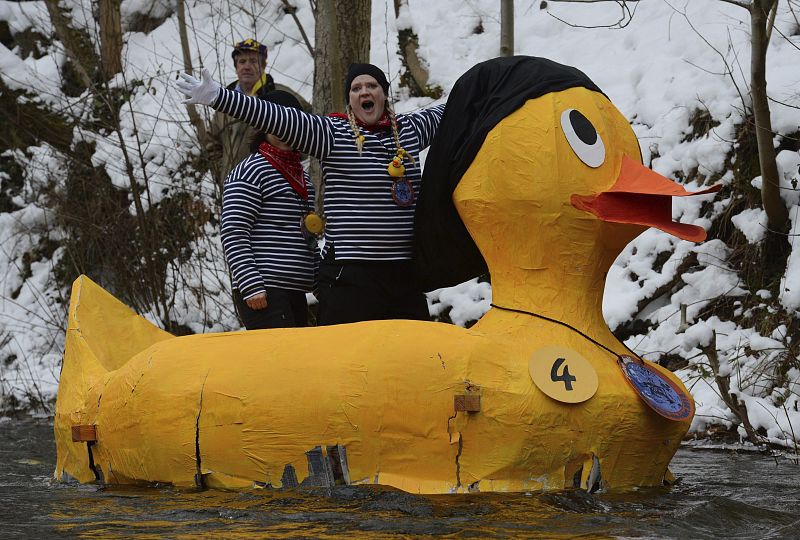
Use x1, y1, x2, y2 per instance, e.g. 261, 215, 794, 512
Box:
316, 254, 429, 326
233, 288, 308, 330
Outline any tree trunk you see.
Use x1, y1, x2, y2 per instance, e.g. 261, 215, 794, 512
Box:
394, 0, 435, 98
702, 334, 761, 445
500, 0, 514, 57
312, 0, 371, 115
176, 0, 208, 146
311, 0, 371, 209
97, 0, 123, 78
750, 0, 788, 231
44, 0, 97, 90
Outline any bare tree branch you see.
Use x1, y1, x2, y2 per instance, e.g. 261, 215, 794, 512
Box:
718, 0, 751, 8
546, 0, 639, 3
769, 13, 800, 53
43, 0, 95, 89
500, 0, 514, 56
547, 0, 638, 29
669, 2, 749, 116
280, 0, 315, 56
702, 331, 763, 445
176, 0, 208, 145
768, 94, 800, 111
789, 0, 800, 27
97, 0, 123, 78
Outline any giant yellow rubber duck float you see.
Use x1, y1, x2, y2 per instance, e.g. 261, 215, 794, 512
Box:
55, 57, 719, 493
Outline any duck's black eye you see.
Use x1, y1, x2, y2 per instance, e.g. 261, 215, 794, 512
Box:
560, 109, 605, 168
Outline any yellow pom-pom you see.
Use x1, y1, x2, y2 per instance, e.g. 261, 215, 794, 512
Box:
388, 157, 405, 177
304, 213, 324, 235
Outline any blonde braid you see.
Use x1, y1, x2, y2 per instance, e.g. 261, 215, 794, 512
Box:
387, 104, 414, 165
347, 106, 366, 154
387, 104, 400, 149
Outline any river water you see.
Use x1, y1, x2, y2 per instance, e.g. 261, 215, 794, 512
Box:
2, 416, 799, 539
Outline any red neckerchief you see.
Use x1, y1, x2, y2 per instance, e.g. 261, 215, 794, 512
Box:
257, 141, 307, 200
328, 111, 392, 131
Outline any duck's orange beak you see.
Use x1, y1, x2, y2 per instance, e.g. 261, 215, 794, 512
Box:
570, 155, 721, 242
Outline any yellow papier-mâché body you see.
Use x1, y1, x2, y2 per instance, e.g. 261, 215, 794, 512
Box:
55, 58, 718, 493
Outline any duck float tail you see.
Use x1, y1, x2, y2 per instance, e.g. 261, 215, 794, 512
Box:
55, 276, 174, 483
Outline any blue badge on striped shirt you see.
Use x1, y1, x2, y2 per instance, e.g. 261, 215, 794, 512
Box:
391, 178, 415, 207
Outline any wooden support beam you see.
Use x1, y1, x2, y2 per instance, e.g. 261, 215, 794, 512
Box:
454, 394, 481, 413
71, 425, 97, 442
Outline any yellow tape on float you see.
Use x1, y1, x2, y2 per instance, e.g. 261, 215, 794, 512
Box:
54, 85, 696, 493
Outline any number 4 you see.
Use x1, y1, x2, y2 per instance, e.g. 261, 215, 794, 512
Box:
551, 357, 577, 391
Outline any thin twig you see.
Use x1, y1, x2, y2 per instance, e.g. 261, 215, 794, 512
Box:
280, 0, 314, 56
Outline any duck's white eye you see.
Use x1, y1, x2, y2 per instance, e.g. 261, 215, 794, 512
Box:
560, 109, 605, 168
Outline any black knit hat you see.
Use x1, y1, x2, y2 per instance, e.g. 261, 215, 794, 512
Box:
344, 63, 390, 96
262, 90, 303, 110
413, 56, 604, 292
249, 90, 304, 152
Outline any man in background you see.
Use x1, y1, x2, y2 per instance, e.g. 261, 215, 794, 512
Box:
210, 39, 276, 182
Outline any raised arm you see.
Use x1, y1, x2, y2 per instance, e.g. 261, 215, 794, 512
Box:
177, 69, 334, 159
403, 103, 446, 149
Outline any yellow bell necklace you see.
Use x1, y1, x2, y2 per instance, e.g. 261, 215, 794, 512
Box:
388, 148, 407, 177
346, 106, 417, 208
258, 141, 324, 241
303, 212, 324, 236
387, 147, 415, 207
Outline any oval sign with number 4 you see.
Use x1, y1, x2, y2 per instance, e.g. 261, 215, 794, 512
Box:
529, 346, 599, 403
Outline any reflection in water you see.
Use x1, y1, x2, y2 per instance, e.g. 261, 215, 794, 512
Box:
2, 417, 799, 539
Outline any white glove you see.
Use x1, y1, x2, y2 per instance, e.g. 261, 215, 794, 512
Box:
176, 68, 221, 106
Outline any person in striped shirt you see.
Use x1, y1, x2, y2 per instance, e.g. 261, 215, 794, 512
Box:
221, 90, 319, 329
179, 63, 445, 325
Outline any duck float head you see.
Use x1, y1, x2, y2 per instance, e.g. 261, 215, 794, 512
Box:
55, 57, 719, 494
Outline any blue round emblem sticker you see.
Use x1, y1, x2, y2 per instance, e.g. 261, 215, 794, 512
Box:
391, 178, 415, 207
618, 355, 694, 421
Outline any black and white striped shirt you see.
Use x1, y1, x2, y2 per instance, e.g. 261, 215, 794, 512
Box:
213, 89, 445, 261
221, 153, 318, 298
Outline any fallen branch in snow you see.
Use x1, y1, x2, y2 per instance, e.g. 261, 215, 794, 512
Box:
702, 330, 763, 445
